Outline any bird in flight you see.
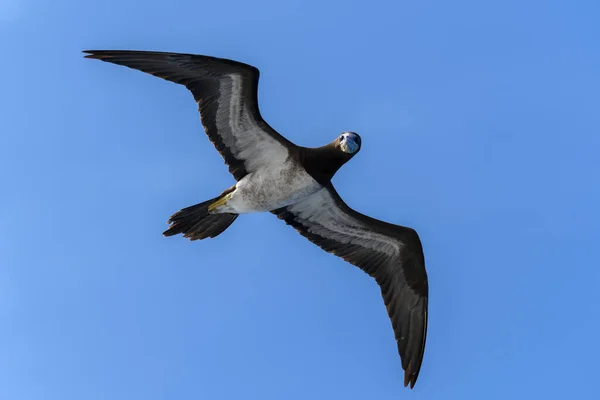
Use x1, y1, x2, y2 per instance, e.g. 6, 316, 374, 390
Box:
84, 50, 429, 389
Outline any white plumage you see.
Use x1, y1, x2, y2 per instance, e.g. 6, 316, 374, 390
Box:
218, 160, 323, 214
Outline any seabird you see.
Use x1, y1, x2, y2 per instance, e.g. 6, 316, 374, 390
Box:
83, 50, 429, 389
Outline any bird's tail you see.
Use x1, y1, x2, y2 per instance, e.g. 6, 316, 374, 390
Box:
163, 193, 238, 240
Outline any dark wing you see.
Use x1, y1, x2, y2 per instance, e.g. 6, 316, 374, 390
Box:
83, 50, 295, 181
272, 185, 429, 388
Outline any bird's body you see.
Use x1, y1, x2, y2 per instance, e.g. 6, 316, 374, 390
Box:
84, 49, 430, 389
215, 157, 321, 214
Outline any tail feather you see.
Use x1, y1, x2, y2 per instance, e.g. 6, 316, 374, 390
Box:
163, 198, 238, 240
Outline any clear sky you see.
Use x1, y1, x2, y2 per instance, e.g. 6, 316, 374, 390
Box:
2, 0, 600, 399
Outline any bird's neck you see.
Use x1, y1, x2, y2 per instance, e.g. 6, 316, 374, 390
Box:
297, 144, 351, 185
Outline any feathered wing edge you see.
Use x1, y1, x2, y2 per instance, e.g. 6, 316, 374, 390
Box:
83, 50, 295, 181
271, 186, 429, 388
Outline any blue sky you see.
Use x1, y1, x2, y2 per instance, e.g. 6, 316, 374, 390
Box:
2, 0, 600, 399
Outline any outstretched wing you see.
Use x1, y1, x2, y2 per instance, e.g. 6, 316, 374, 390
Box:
272, 185, 429, 388
84, 50, 295, 181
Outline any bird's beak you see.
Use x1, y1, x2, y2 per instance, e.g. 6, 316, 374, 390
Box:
341, 135, 360, 154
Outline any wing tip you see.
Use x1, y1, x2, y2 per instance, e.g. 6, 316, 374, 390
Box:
82, 49, 151, 60
82, 50, 111, 60
81, 49, 260, 74
404, 370, 420, 389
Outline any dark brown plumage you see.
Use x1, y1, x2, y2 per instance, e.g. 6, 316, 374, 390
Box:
84, 49, 429, 389
294, 141, 357, 185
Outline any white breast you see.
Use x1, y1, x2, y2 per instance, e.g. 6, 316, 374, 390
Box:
223, 160, 322, 214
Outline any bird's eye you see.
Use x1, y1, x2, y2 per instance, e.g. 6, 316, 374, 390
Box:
339, 135, 345, 141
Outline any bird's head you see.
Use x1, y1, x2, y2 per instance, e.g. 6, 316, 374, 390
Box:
337, 131, 362, 156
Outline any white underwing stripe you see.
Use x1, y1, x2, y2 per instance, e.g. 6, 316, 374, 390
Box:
212, 75, 288, 173
288, 188, 402, 256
